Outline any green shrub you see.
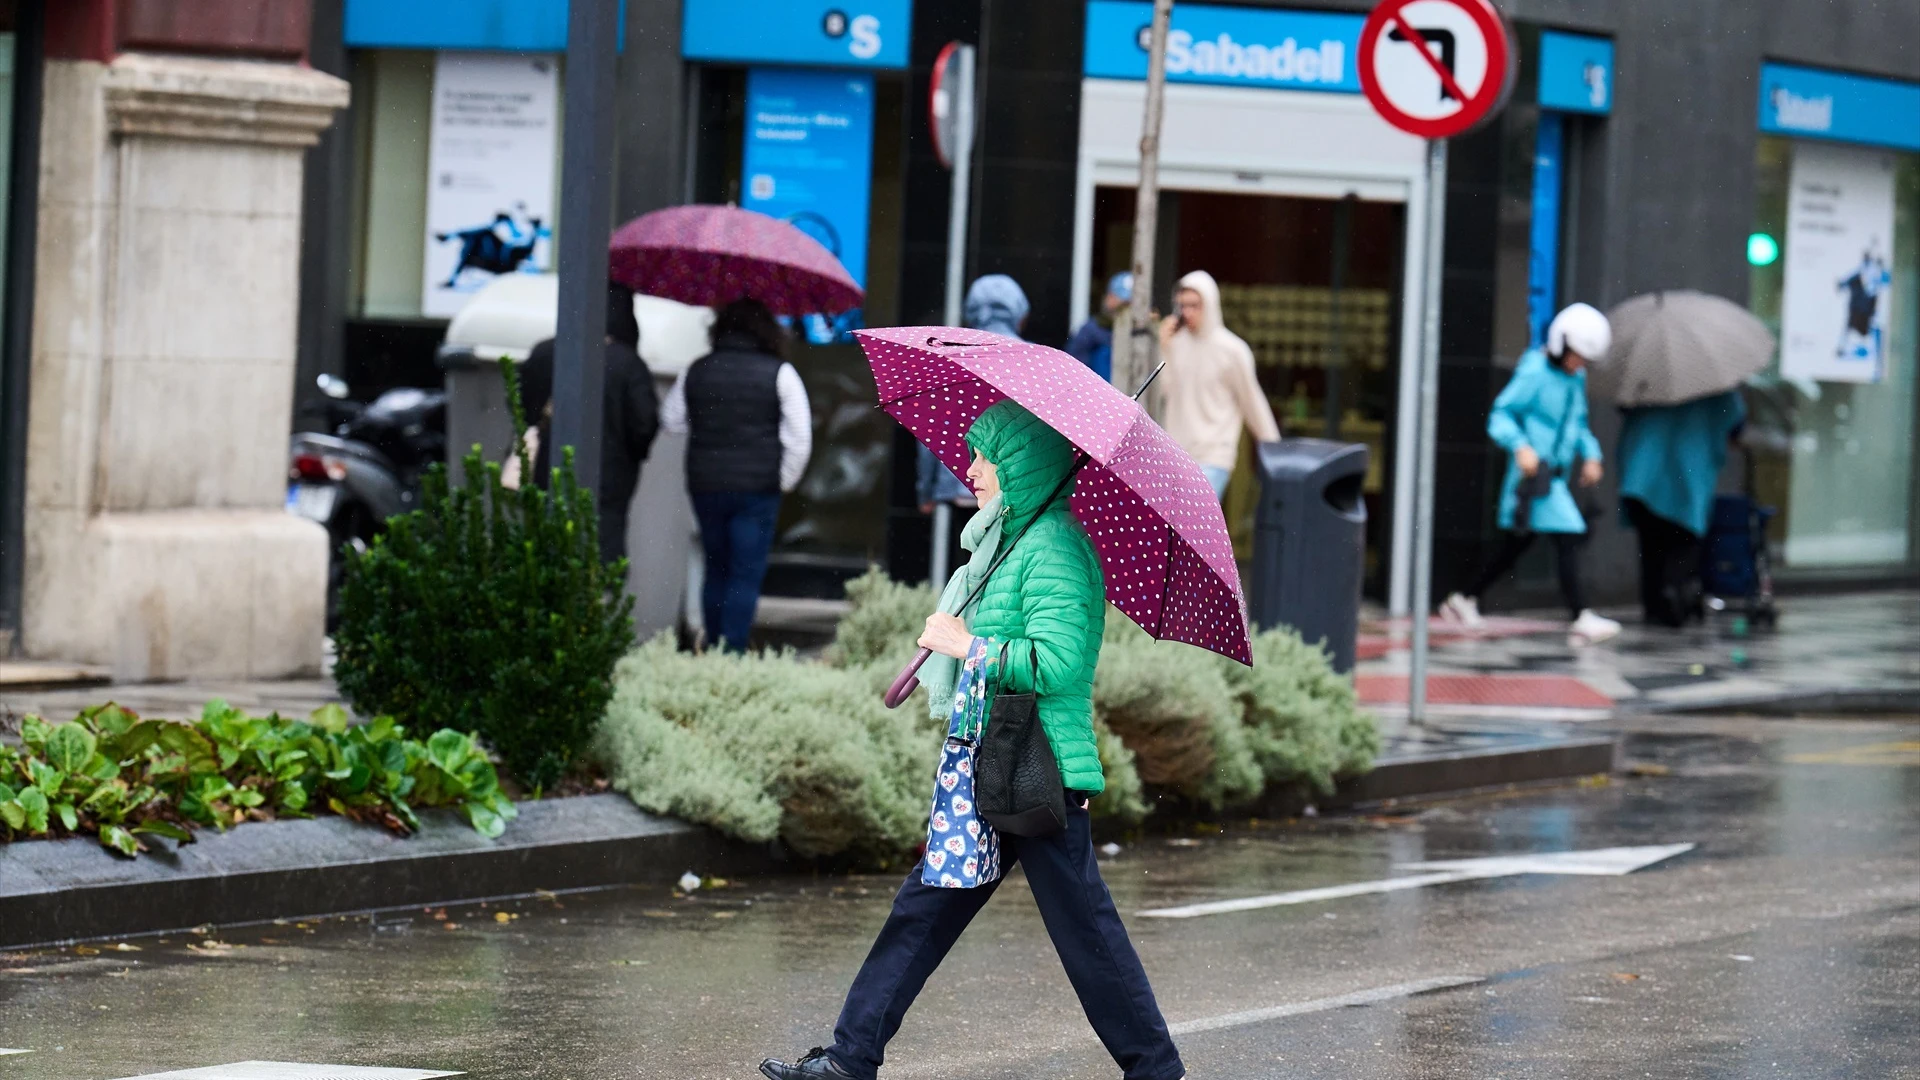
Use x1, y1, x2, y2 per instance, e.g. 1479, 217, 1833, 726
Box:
597, 637, 938, 864
1222, 628, 1380, 795
824, 568, 934, 671
0, 702, 514, 857
333, 359, 635, 789
593, 567, 1375, 862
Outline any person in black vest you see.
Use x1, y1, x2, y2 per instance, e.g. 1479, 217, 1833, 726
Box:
661, 297, 813, 652
517, 280, 660, 565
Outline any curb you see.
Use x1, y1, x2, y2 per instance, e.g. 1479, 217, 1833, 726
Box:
1617, 685, 1920, 717
1324, 734, 1620, 809
0, 794, 770, 950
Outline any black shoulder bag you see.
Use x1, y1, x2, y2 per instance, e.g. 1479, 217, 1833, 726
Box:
975, 641, 1067, 837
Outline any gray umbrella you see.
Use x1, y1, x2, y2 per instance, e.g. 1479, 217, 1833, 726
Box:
1592, 290, 1777, 406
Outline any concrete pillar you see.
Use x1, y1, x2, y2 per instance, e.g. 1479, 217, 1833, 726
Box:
23, 53, 349, 679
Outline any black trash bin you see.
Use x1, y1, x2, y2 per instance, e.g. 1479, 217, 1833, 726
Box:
1249, 438, 1369, 672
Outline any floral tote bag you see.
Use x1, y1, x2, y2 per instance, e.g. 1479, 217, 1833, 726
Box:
921, 636, 1002, 888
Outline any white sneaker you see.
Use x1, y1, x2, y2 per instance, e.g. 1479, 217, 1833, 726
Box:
1569, 609, 1621, 645
1439, 593, 1486, 628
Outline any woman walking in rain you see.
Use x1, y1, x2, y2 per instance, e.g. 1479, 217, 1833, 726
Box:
1442, 303, 1622, 646
760, 399, 1185, 1080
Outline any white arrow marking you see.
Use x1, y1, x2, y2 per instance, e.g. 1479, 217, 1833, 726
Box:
1139, 843, 1695, 919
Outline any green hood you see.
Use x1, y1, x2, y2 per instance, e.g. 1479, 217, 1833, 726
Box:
967, 401, 1079, 531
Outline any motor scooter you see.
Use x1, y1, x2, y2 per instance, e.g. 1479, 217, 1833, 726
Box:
287, 374, 447, 627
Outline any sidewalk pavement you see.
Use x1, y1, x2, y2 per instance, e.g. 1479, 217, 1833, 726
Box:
1355, 589, 1920, 725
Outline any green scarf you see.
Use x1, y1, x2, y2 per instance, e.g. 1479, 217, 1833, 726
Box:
922, 496, 1005, 718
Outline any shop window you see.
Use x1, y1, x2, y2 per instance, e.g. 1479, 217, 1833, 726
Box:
1748, 137, 1919, 571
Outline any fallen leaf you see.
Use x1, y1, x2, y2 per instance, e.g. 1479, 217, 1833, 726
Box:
109, 943, 141, 952
441, 922, 461, 931
710, 911, 737, 919
640, 910, 677, 919
494, 912, 514, 924
106, 968, 131, 978
706, 877, 730, 888
1627, 762, 1672, 777
73, 946, 100, 956
1610, 972, 1641, 981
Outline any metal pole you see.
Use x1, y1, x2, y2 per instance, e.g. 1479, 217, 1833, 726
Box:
930, 44, 976, 587
941, 45, 976, 327
1407, 138, 1448, 729
553, 0, 620, 494
1115, 0, 1173, 410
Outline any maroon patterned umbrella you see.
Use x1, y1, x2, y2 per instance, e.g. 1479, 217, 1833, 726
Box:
608, 204, 863, 316
855, 326, 1252, 686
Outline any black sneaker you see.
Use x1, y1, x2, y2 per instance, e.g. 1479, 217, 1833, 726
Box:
760, 1047, 856, 1080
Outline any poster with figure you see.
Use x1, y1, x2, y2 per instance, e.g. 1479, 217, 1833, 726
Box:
741, 67, 873, 344
1780, 142, 1897, 384
422, 52, 558, 319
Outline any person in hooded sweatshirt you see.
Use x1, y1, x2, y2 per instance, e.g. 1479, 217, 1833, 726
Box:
1157, 270, 1282, 499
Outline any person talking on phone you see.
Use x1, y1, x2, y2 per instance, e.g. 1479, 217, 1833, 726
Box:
1441, 303, 1622, 646
1156, 270, 1281, 500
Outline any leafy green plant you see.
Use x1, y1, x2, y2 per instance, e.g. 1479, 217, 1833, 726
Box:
0, 702, 516, 858
332, 358, 636, 789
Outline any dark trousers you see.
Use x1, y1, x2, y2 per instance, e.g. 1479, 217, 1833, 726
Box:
1623, 497, 1702, 628
1468, 530, 1588, 620
827, 802, 1185, 1080
690, 491, 782, 652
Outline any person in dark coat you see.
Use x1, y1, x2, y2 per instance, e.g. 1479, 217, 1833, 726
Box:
661, 297, 813, 652
517, 280, 660, 565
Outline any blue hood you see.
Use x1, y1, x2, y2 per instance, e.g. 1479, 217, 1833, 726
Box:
964, 274, 1029, 340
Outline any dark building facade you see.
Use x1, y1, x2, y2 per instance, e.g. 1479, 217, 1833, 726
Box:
299, 0, 1920, 612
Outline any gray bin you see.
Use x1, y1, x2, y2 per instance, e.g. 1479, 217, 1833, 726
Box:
1249, 438, 1368, 673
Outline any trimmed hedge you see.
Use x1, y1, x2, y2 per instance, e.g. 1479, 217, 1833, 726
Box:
596, 569, 1377, 862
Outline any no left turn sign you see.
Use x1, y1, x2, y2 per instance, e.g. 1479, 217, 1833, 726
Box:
1359, 0, 1515, 139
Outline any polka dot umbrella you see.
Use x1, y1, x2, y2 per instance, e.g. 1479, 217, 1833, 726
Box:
609, 204, 864, 316
855, 325, 1251, 706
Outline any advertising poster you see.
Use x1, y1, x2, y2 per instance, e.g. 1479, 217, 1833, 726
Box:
741, 67, 874, 343
1780, 142, 1898, 384
422, 52, 558, 319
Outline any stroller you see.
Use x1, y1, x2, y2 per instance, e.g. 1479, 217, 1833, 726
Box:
1700, 494, 1777, 628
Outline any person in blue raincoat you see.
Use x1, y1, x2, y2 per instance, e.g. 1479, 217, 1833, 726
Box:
1442, 303, 1622, 645
1616, 390, 1747, 627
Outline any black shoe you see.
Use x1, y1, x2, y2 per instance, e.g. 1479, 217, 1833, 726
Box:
760, 1047, 856, 1080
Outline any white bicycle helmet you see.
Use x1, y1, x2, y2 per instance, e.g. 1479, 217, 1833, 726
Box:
1547, 302, 1612, 364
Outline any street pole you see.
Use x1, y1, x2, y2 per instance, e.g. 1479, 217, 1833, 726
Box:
932, 43, 977, 588
552, 0, 620, 495
1406, 137, 1448, 729
1114, 0, 1172, 413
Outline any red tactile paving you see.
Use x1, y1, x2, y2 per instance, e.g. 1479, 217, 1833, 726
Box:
1355, 673, 1615, 709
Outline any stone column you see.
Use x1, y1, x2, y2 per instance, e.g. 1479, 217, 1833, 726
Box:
24, 53, 349, 680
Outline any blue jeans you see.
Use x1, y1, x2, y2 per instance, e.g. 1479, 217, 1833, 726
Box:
1201, 464, 1231, 500
690, 491, 782, 653
826, 801, 1185, 1080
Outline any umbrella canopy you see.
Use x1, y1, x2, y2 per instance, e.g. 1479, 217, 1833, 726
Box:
854, 325, 1251, 666
1591, 290, 1777, 406
608, 204, 864, 317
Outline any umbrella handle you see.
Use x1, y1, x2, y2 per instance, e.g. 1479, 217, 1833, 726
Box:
884, 648, 933, 710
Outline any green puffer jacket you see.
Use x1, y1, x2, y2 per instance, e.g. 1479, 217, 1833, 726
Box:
965, 401, 1106, 794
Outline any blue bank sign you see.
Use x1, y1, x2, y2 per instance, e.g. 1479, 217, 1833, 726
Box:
1084, 0, 1363, 94
345, 0, 626, 51
684, 0, 912, 70
1758, 62, 1920, 153
1538, 31, 1612, 114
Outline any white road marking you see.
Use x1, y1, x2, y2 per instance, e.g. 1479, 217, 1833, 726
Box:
112, 1064, 463, 1080
0, 1049, 33, 1055
1140, 844, 1697, 919
1168, 975, 1485, 1035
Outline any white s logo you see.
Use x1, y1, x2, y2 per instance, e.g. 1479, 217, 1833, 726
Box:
849, 14, 882, 59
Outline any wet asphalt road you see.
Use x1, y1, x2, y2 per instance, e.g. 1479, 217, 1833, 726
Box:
3, 715, 1918, 1080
